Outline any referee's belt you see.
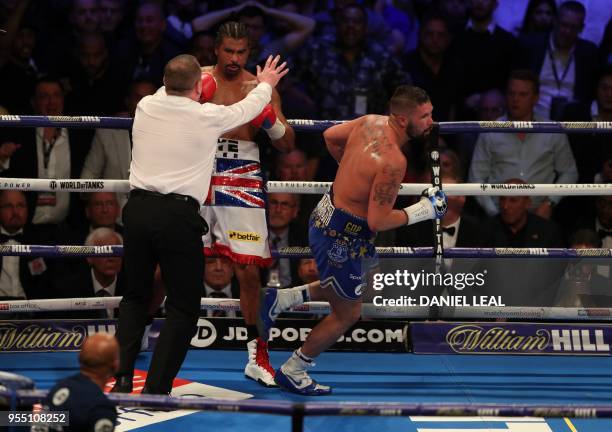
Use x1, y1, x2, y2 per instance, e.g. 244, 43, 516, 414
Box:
130, 189, 200, 211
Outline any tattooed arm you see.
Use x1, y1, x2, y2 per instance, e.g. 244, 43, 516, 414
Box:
323, 117, 362, 163
366, 159, 409, 232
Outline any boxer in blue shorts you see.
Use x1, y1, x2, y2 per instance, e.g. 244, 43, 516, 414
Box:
258, 86, 447, 395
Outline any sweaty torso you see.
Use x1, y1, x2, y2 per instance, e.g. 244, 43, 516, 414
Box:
333, 115, 405, 218
205, 66, 260, 141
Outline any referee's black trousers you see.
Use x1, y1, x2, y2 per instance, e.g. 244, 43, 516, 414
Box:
117, 190, 207, 393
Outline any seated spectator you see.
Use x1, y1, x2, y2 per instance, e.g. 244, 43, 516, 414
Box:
562, 67, 612, 183
0, 77, 94, 231
114, 2, 182, 86
404, 12, 458, 121
58, 227, 125, 319
313, 0, 392, 46
518, 1, 599, 120
453, 88, 506, 169
295, 4, 408, 120
204, 257, 239, 318
66, 192, 123, 246
189, 31, 216, 66
469, 70, 577, 218
66, 32, 126, 115
0, 24, 41, 114
0, 190, 55, 301
80, 79, 156, 210
264, 193, 305, 288
396, 170, 483, 252
576, 195, 612, 251
42, 333, 117, 431
297, 257, 318, 285
487, 179, 564, 248
275, 150, 319, 229
453, 0, 519, 117
480, 179, 565, 306
99, 0, 127, 40
520, 0, 557, 36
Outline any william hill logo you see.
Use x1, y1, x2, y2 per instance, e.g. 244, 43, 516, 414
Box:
228, 230, 261, 242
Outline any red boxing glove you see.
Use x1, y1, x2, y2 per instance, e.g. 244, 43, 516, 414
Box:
250, 104, 277, 129
200, 72, 217, 103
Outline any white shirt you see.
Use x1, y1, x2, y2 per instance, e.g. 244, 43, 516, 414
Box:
205, 283, 236, 318
91, 268, 117, 318
535, 36, 576, 120
33, 128, 71, 224
442, 218, 460, 271
129, 83, 272, 203
0, 227, 26, 298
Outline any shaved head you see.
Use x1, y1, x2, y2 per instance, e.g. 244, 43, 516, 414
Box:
79, 333, 119, 375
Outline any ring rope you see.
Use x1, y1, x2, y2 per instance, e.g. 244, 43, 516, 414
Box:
2, 115, 612, 134
0, 245, 610, 258
0, 296, 610, 321
1, 177, 611, 196
4, 388, 612, 418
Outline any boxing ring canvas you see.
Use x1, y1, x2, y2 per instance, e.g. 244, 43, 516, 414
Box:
3, 349, 612, 431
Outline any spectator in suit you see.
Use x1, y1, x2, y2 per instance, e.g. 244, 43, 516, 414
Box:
264, 193, 306, 288
67, 192, 123, 244
488, 178, 564, 247
0, 24, 42, 115
469, 69, 578, 218
204, 257, 239, 319
404, 12, 458, 122
453, 0, 519, 117
482, 178, 565, 306
80, 79, 156, 210
0, 190, 54, 301
576, 195, 612, 251
561, 67, 612, 183
114, 2, 182, 86
0, 77, 94, 231
396, 171, 482, 250
59, 227, 125, 319
66, 32, 126, 116
518, 1, 600, 120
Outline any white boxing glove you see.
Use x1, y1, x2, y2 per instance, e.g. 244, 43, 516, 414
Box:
403, 187, 448, 225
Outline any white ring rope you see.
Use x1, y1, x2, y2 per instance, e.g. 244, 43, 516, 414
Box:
1, 178, 611, 196
0, 296, 609, 321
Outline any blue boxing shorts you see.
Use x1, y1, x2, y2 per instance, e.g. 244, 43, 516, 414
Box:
308, 189, 376, 301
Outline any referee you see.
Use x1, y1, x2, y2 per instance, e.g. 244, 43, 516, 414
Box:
112, 54, 288, 394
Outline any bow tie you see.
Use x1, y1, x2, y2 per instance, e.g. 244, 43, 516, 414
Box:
209, 291, 228, 298
0, 233, 23, 243
599, 229, 612, 239
442, 226, 456, 236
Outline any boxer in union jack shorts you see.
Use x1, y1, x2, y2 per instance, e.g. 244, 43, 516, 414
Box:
199, 21, 295, 387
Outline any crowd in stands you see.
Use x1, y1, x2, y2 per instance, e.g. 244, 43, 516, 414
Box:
0, 0, 611, 308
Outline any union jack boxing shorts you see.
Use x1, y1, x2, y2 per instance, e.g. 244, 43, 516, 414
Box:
201, 138, 272, 266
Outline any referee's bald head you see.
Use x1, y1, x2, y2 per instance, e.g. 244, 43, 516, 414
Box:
164, 54, 201, 95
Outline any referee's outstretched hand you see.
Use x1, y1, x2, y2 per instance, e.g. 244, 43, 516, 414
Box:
256, 55, 289, 88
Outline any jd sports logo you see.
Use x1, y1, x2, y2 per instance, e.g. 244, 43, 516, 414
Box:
190, 318, 217, 348
228, 230, 261, 242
